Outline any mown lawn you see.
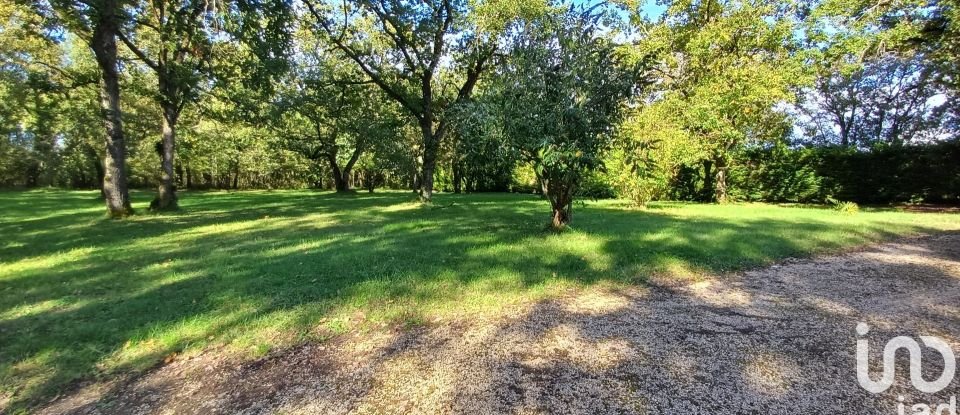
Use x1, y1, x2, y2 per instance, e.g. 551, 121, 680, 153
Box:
1, 189, 957, 411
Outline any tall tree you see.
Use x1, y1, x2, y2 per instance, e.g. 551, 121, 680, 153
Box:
1, 2, 62, 187
28, 0, 135, 216
638, 0, 805, 202
799, 55, 949, 147
799, 0, 959, 147
118, 0, 292, 209
302, 0, 495, 202
116, 0, 214, 210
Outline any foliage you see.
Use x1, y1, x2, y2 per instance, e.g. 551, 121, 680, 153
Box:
797, 54, 952, 147
493, 6, 639, 227
276, 26, 405, 192
827, 197, 860, 215
813, 140, 960, 204
446, 99, 518, 192
302, 0, 498, 201
730, 143, 823, 203
608, 101, 703, 206
714, 140, 960, 204
635, 0, 808, 202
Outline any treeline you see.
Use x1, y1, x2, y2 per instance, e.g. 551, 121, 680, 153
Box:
1, 0, 958, 226
587, 140, 960, 205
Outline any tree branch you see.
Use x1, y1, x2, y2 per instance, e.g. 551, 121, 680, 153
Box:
303, 0, 424, 119
117, 30, 160, 71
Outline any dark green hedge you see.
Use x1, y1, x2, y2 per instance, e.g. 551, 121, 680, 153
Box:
731, 140, 960, 204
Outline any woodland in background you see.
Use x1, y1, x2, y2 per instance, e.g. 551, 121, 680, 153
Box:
1, 0, 959, 225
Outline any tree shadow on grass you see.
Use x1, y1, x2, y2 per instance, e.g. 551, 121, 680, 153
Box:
0, 191, 952, 412
47, 233, 960, 414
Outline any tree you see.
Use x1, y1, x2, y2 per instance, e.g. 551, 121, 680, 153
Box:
798, 55, 950, 147
494, 6, 638, 228
117, 0, 291, 209
797, 0, 959, 147
276, 28, 402, 192
637, 0, 805, 202
114, 0, 215, 210
28, 0, 135, 216
302, 0, 496, 202
2, 4, 113, 190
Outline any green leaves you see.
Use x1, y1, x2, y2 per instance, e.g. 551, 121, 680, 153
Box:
488, 5, 640, 224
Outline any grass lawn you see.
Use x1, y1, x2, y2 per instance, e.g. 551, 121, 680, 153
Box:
1, 189, 958, 411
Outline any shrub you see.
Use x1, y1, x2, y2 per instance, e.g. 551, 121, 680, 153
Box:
827, 196, 860, 214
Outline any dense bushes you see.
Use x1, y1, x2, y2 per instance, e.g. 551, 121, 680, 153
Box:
656, 140, 960, 204
730, 144, 823, 203
813, 141, 960, 204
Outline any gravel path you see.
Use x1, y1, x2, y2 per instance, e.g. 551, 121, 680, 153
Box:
43, 233, 960, 414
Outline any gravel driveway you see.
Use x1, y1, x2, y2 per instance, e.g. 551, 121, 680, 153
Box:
44, 233, 960, 414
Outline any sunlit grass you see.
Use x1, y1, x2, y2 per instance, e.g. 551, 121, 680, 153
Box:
0, 189, 957, 412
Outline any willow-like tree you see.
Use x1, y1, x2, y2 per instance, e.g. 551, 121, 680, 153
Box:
494, 6, 638, 228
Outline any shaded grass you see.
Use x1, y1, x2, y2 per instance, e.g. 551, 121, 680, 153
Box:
0, 189, 957, 412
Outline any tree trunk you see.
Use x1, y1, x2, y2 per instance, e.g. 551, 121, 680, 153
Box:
700, 159, 714, 202
838, 117, 850, 147
332, 173, 348, 192
539, 173, 574, 229
452, 161, 462, 194
551, 202, 571, 229
418, 117, 440, 202
327, 153, 349, 192
365, 170, 377, 193
90, 3, 132, 218
548, 186, 574, 229
152, 103, 179, 210
714, 156, 728, 203
175, 162, 184, 187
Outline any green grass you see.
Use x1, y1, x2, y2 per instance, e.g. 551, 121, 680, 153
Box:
1, 189, 957, 411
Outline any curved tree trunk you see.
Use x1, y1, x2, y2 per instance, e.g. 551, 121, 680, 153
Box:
551, 202, 571, 229
711, 152, 730, 204
328, 153, 349, 192
539, 172, 574, 229
332, 171, 348, 192
91, 3, 132, 218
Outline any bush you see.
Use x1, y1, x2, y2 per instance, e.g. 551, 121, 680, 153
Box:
605, 148, 671, 207
732, 145, 823, 203
509, 163, 540, 194
726, 140, 960, 205
827, 197, 860, 214
577, 169, 618, 199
